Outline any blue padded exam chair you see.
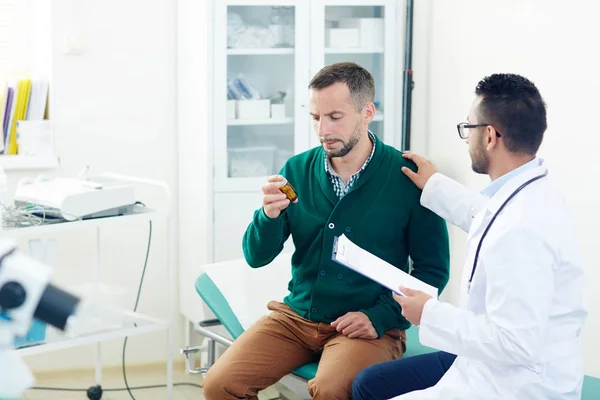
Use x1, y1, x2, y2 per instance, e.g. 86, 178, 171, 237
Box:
184, 272, 436, 382
184, 272, 600, 398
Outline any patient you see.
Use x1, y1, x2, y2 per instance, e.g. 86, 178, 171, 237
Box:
202, 62, 450, 400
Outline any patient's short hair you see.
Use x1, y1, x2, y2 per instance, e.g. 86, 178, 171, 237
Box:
309, 62, 375, 111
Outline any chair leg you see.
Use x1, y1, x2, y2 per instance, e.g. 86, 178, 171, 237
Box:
180, 336, 220, 375
182, 323, 310, 399
207, 337, 216, 367
180, 341, 208, 374
180, 321, 234, 375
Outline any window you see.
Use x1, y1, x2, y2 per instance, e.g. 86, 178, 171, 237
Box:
0, 0, 31, 77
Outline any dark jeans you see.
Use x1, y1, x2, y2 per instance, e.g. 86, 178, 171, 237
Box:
352, 351, 457, 400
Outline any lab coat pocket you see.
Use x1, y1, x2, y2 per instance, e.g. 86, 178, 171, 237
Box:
495, 363, 546, 398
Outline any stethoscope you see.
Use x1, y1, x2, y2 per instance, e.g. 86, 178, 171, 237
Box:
468, 171, 549, 292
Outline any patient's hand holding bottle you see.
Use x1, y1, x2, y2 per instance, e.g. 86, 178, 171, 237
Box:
261, 175, 297, 219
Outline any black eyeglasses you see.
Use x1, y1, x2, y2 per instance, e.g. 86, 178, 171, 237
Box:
457, 122, 502, 139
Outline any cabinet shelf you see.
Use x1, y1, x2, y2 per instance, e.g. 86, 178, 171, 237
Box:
227, 117, 294, 126
227, 48, 295, 55
325, 47, 384, 54
16, 310, 168, 357
1, 207, 165, 238
0, 155, 59, 171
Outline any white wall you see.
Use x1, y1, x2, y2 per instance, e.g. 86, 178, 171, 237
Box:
413, 0, 600, 376
177, 0, 213, 325
14, 0, 180, 372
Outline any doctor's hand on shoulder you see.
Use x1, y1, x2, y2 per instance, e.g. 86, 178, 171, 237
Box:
393, 286, 433, 326
262, 175, 297, 219
401, 151, 438, 190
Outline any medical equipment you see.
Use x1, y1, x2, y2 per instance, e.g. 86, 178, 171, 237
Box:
0, 239, 80, 398
469, 171, 548, 292
13, 176, 136, 221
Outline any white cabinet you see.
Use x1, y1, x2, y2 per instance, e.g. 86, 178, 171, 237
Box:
213, 192, 262, 261
310, 0, 398, 148
178, 0, 404, 281
214, 0, 311, 193
213, 0, 400, 195
213, 192, 294, 262
208, 0, 402, 264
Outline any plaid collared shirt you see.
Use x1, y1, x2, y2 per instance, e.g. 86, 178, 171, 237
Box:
324, 131, 376, 198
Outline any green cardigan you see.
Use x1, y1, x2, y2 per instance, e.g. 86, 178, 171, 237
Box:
242, 135, 450, 336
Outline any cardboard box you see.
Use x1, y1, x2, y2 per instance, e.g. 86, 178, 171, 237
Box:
339, 18, 384, 48
236, 100, 271, 120
327, 28, 359, 48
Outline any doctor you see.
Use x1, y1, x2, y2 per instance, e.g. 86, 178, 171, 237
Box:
352, 73, 588, 400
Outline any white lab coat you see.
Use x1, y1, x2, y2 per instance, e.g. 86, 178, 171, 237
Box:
392, 163, 588, 400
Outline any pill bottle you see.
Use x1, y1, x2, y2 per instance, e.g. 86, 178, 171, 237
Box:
279, 178, 298, 202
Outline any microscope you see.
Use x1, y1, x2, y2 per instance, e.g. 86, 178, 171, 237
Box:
0, 239, 80, 398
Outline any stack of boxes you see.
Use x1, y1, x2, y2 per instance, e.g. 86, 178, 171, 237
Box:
327, 17, 384, 49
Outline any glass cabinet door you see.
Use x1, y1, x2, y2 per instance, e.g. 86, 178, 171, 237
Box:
310, 0, 398, 149
214, 0, 310, 192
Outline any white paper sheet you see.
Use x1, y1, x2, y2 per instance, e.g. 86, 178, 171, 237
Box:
332, 234, 439, 298
204, 253, 293, 331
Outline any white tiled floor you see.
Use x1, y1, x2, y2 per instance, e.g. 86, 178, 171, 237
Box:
22, 362, 301, 400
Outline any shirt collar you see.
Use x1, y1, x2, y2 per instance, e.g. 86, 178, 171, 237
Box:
481, 157, 543, 198
324, 131, 376, 177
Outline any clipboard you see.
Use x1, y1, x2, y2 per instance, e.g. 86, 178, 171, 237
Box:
332, 234, 438, 298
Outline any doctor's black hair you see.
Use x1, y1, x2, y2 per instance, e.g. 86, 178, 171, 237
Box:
475, 73, 547, 155
309, 62, 375, 112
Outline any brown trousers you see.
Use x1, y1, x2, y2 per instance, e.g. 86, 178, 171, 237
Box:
203, 301, 405, 400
